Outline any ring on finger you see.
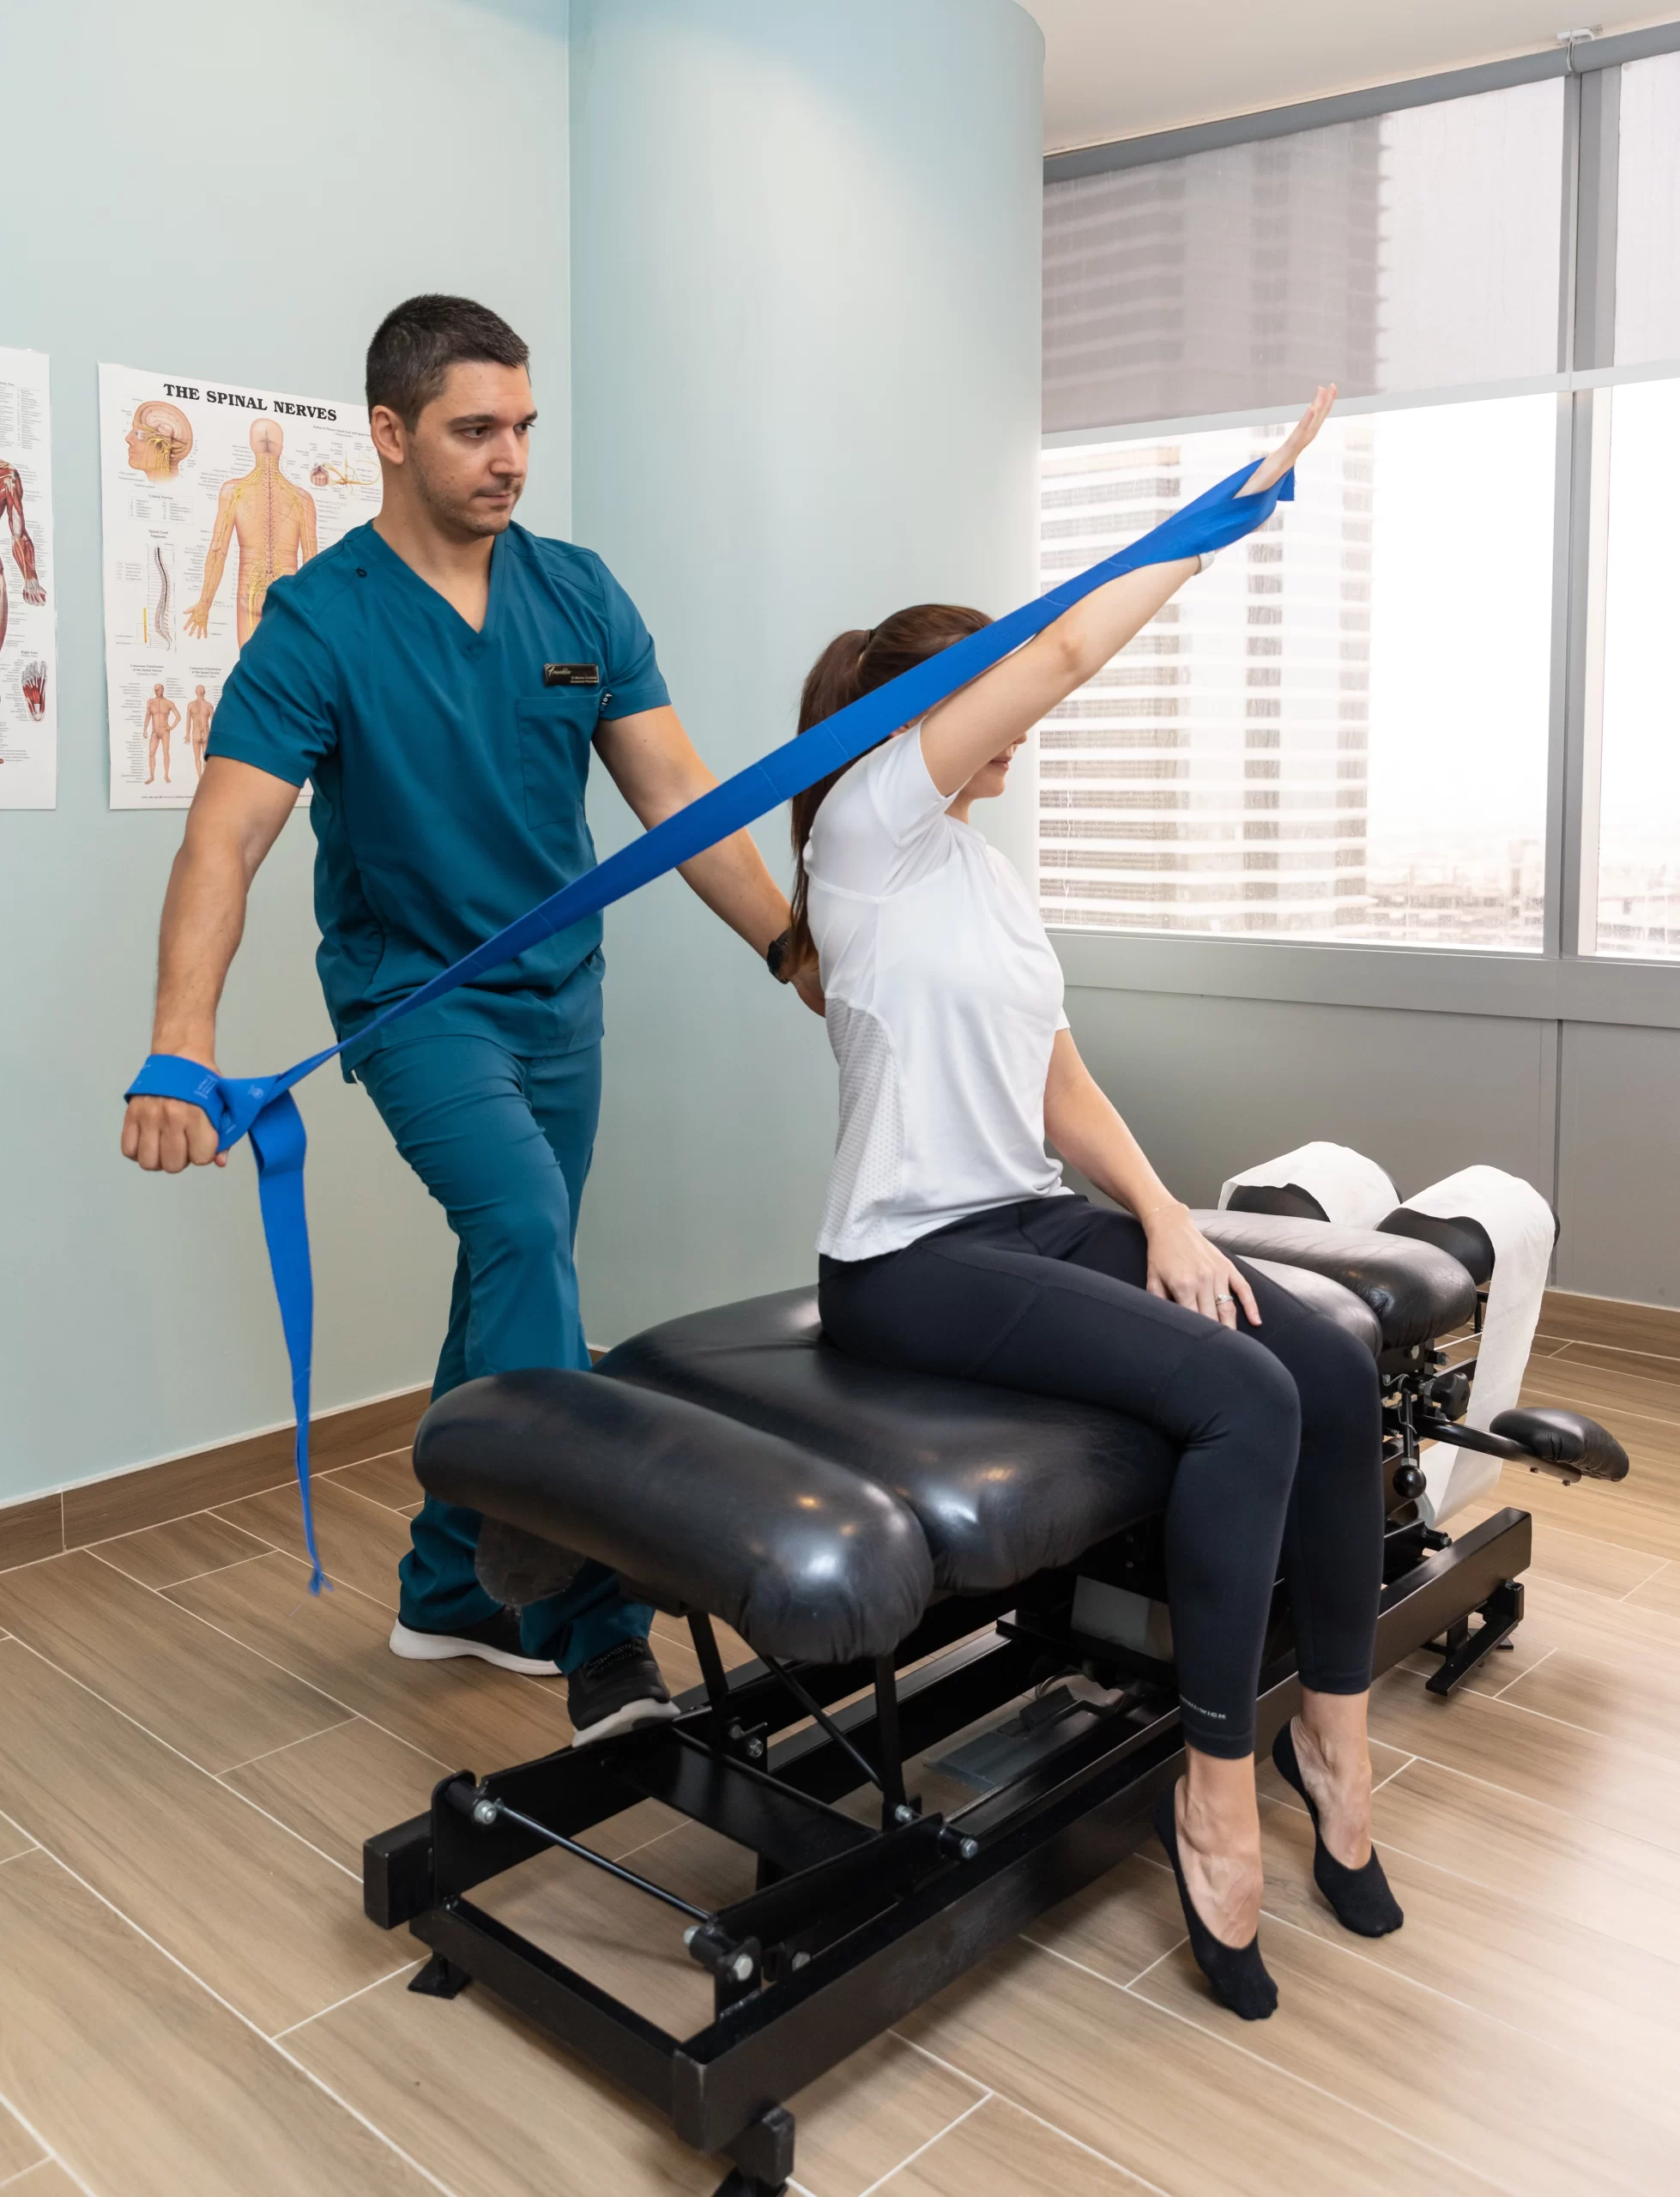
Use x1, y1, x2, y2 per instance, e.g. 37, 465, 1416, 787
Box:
1213, 1292, 1235, 1306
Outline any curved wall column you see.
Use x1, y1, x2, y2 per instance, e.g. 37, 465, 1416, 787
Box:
570, 0, 1044, 1341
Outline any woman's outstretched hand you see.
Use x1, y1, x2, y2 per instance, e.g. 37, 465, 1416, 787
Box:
1240, 383, 1337, 499
1143, 1203, 1261, 1329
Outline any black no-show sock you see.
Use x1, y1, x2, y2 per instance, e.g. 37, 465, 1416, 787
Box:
1271, 1718, 1405, 1938
1152, 1786, 1278, 2020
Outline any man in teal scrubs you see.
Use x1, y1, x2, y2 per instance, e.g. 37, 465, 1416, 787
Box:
121, 296, 814, 1743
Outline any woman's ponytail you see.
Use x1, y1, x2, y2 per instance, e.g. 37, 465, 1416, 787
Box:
788, 603, 991, 978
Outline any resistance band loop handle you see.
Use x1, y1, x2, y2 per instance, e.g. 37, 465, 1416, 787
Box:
124, 458, 1296, 1595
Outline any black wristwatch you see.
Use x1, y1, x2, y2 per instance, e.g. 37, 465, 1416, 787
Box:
766, 928, 795, 982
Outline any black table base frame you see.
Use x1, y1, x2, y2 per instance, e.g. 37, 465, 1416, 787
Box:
366, 1508, 1532, 2195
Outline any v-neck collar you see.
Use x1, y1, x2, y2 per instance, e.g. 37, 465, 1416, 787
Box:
361, 520, 509, 652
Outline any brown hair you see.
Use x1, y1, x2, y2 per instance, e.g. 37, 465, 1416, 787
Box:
366, 294, 529, 426
788, 602, 991, 975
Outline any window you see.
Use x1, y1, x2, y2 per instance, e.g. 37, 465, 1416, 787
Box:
1042, 82, 1563, 433
1614, 52, 1680, 366
1594, 378, 1680, 957
1584, 52, 1680, 963
1040, 400, 1554, 945
1042, 56, 1680, 963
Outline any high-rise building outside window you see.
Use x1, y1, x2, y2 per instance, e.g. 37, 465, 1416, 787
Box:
1041, 78, 1569, 954
1041, 400, 1555, 947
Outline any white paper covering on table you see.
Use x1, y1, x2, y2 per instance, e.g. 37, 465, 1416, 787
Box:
1404, 1165, 1556, 1528
1218, 1141, 1399, 1229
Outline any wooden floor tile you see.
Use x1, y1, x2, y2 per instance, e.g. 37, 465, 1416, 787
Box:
287, 1964, 724, 2195
873, 2096, 1137, 2197
0, 1852, 438, 2195
1514, 1376, 1680, 1559
166, 1551, 575, 1766
1369, 1753, 1680, 1964
0, 1641, 404, 2035
3, 2165, 82, 2195
896, 1939, 1484, 2196
1258, 1797, 1679, 2092
1021, 1852, 1187, 1985
782, 2034, 983, 2197
1499, 1644, 1680, 1758
292, 1953, 984, 2197
1549, 1341, 1680, 1418
0, 1813, 36, 1866
650, 1609, 753, 1674
0, 2102, 45, 2183
476, 1819, 756, 2036
220, 1716, 447, 1874
592, 1798, 692, 1860
92, 1511, 271, 1592
215, 1478, 415, 1607
1135, 1901, 1675, 2194
1369, 1663, 1680, 1854
1452, 1493, 1667, 1601
1625, 1560, 1680, 1619
1405, 1566, 1680, 1717
0, 1552, 346, 1774
323, 1449, 420, 1510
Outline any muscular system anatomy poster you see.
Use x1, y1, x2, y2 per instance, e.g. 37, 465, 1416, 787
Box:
0, 347, 57, 809
99, 363, 380, 809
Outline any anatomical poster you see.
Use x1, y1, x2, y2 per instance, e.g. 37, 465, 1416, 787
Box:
0, 346, 58, 810
100, 362, 381, 809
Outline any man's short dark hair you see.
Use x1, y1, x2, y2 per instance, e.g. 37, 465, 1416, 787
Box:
366, 295, 529, 426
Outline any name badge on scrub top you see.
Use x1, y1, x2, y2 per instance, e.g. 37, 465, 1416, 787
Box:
543, 663, 600, 687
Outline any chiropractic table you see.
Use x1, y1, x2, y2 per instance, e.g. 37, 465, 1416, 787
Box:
365, 1200, 1626, 2196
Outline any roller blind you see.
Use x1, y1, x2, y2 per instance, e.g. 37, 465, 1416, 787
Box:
1043, 80, 1565, 434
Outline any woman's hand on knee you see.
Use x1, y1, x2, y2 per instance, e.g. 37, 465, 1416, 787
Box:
1143, 1209, 1261, 1328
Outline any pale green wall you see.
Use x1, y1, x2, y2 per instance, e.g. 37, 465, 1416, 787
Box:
2, 0, 1048, 1504
569, 0, 1045, 1345
0, 0, 573, 1503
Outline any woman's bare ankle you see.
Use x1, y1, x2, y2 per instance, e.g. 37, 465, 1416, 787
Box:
1176, 1756, 1264, 1945
1292, 1698, 1375, 1867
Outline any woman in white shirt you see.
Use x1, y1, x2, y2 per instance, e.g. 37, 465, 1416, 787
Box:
795, 390, 1399, 2023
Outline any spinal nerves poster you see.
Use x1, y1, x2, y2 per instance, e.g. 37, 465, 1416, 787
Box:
100, 363, 380, 809
0, 347, 57, 810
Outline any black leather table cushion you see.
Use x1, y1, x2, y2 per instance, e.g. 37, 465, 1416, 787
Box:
1242, 1257, 1383, 1358
414, 1366, 936, 1663
1193, 1211, 1476, 1350
601, 1287, 1179, 1595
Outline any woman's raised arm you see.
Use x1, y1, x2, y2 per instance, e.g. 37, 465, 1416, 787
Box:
917, 384, 1336, 799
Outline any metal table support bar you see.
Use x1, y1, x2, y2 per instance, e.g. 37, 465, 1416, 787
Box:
761, 1654, 885, 1797
448, 1782, 712, 1925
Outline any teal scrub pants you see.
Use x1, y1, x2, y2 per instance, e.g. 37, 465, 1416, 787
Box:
357, 1032, 652, 1674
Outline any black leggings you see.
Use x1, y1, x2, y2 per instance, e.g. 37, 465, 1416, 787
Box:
819, 1195, 1384, 1759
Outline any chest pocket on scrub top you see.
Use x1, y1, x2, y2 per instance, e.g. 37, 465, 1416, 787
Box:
516, 690, 599, 832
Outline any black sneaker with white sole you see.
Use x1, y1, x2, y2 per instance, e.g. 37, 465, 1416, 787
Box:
567, 1638, 680, 1746
389, 1607, 560, 1677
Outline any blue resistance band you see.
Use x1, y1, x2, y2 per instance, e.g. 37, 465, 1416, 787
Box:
127, 459, 1294, 1589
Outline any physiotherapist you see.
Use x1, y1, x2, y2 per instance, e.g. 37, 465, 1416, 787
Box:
120, 294, 819, 1743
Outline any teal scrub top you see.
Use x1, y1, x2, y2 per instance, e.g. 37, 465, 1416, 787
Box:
207, 520, 670, 1060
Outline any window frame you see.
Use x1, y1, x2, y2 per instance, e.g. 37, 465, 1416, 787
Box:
1040, 23, 1680, 1033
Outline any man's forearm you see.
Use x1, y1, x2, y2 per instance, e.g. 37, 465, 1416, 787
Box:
150, 838, 251, 1060
677, 829, 790, 957
595, 706, 792, 958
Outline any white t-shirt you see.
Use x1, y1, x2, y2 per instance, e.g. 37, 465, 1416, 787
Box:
807, 725, 1073, 1261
